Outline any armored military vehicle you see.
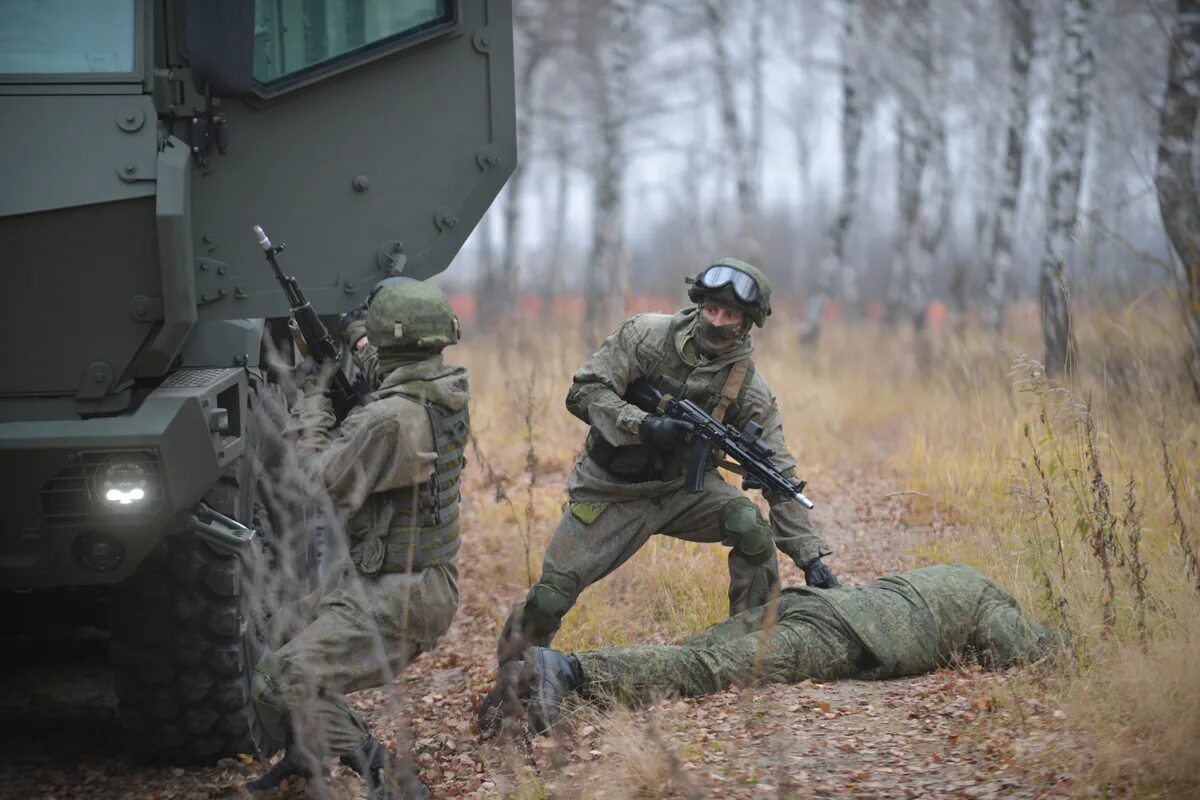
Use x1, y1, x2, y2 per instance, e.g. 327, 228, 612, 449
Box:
0, 0, 514, 763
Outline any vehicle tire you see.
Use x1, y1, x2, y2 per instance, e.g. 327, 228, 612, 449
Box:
109, 525, 269, 764
109, 377, 312, 764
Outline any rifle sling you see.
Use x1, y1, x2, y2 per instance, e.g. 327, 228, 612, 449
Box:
712, 359, 749, 424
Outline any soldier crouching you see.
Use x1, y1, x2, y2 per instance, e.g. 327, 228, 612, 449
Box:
249, 278, 469, 800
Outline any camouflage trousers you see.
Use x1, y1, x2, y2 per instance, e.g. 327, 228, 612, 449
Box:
507, 470, 780, 654
573, 565, 1057, 702
251, 558, 458, 760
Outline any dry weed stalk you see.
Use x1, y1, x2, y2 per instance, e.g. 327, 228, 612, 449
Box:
1021, 459, 1075, 647
1158, 418, 1200, 596
1120, 477, 1148, 647
522, 366, 541, 588
1082, 402, 1119, 628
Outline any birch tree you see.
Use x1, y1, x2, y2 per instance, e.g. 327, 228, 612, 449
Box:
1154, 0, 1200, 398
580, 0, 640, 336
883, 0, 943, 364
983, 0, 1035, 333
541, 122, 573, 317
910, 2, 950, 358
477, 0, 562, 329
1040, 0, 1095, 377
704, 0, 764, 256
802, 0, 863, 346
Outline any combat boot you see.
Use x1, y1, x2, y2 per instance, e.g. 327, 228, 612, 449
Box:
478, 658, 533, 733
340, 735, 429, 800
245, 746, 320, 793
526, 646, 583, 733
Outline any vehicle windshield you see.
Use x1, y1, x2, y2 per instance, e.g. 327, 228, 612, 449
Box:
253, 0, 451, 85
0, 0, 135, 76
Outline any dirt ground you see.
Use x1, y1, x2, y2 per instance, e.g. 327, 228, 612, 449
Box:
0, 445, 1081, 800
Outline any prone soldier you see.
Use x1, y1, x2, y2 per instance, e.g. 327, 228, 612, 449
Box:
488, 564, 1067, 731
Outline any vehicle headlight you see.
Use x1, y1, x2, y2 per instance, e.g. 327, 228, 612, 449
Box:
94, 457, 154, 509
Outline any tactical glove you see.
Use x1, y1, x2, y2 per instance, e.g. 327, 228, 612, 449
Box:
803, 558, 839, 589
638, 415, 695, 447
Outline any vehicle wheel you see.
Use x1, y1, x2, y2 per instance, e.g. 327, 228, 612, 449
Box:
109, 378, 313, 764
109, 525, 268, 763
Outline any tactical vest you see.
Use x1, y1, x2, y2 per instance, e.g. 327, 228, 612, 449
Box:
376, 402, 469, 573
586, 332, 753, 482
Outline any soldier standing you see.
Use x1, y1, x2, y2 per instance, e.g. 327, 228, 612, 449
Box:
249, 278, 469, 800
497, 259, 838, 664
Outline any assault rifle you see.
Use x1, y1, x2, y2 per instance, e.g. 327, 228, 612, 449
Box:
626, 378, 815, 509
254, 225, 370, 422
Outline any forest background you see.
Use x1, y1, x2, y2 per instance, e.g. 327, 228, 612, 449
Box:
434, 0, 1200, 797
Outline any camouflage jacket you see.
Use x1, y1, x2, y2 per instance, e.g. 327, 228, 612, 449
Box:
565, 308, 831, 564
286, 355, 470, 562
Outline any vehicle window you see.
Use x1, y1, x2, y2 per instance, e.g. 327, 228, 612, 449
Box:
254, 0, 451, 85
0, 0, 135, 75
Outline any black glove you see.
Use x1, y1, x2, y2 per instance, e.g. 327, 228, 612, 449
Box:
638, 415, 695, 447
803, 558, 839, 589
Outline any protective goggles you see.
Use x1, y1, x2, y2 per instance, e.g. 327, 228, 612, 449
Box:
695, 264, 760, 304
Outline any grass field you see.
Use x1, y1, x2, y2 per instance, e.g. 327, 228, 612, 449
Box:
456, 294, 1200, 797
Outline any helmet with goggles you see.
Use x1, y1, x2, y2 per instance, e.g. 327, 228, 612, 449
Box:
686, 258, 772, 327
365, 276, 461, 352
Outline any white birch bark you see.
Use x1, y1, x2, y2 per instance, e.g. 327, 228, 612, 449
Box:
1040, 0, 1094, 377
984, 0, 1035, 334
887, 101, 926, 326
911, 0, 946, 345
1155, 0, 1200, 399
584, 0, 637, 337
704, 0, 760, 254
543, 125, 571, 316
802, 0, 862, 346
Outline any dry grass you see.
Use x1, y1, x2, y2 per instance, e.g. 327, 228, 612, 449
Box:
458, 294, 1200, 797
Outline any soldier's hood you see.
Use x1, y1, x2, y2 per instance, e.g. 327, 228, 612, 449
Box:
374, 354, 470, 412
673, 307, 754, 366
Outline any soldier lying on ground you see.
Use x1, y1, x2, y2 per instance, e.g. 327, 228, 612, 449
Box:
481, 564, 1065, 732
249, 279, 469, 800
497, 259, 838, 666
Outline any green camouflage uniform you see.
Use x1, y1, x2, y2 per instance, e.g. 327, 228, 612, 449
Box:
574, 564, 1060, 702
251, 354, 469, 761
512, 306, 832, 648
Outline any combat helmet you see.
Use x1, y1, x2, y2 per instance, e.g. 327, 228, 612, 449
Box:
365, 276, 461, 352
686, 258, 773, 327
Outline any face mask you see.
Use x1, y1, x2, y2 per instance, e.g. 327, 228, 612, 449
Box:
696, 313, 744, 356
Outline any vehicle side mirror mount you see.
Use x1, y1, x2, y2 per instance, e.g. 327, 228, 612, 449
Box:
185, 0, 256, 98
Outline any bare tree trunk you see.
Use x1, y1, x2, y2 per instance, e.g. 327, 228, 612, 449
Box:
1155, 0, 1200, 399
477, 3, 553, 329
984, 0, 1035, 334
747, 0, 766, 256
705, 0, 760, 255
802, 0, 862, 346
911, 1, 947, 367
1040, 0, 1094, 377
584, 0, 635, 338
543, 125, 571, 318
886, 101, 926, 327
477, 206, 497, 315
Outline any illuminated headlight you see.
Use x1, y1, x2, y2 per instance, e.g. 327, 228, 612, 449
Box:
94, 457, 154, 509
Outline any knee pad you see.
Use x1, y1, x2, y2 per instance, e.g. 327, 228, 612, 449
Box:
523, 571, 578, 636
720, 498, 773, 566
